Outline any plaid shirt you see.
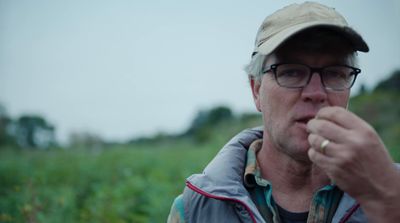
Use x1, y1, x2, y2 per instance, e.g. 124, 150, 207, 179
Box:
244, 139, 343, 223
168, 194, 185, 223
167, 139, 343, 223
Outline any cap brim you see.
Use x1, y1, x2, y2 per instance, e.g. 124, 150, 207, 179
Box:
256, 21, 369, 56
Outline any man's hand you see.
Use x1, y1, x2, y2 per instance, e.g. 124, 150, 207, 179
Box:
306, 106, 400, 222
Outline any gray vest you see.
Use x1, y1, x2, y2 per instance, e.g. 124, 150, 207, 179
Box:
182, 127, 369, 223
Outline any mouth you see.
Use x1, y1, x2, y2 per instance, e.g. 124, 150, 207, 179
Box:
294, 115, 315, 128
296, 117, 313, 124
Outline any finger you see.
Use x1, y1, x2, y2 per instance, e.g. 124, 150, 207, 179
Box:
308, 134, 338, 157
308, 148, 335, 170
307, 118, 349, 143
316, 106, 368, 130
308, 149, 344, 185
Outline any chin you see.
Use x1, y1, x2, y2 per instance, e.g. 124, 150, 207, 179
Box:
288, 138, 311, 156
277, 137, 309, 159
289, 130, 310, 150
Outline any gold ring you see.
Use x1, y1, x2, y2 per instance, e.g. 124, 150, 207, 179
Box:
320, 139, 330, 154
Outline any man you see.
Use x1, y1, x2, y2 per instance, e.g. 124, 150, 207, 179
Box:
168, 2, 400, 222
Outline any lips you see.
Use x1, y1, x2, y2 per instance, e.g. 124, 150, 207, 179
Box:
297, 117, 313, 124
295, 115, 316, 125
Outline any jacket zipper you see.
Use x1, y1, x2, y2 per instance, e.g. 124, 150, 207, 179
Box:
186, 181, 258, 223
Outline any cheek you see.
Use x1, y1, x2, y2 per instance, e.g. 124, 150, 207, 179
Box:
261, 86, 294, 124
329, 91, 350, 107
259, 83, 278, 112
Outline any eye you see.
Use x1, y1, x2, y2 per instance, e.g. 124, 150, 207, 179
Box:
329, 71, 346, 79
282, 69, 302, 77
277, 65, 308, 78
324, 67, 351, 80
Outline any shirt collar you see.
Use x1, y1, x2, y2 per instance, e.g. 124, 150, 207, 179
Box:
243, 139, 337, 190
244, 139, 270, 188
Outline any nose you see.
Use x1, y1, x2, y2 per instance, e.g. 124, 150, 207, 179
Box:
301, 72, 327, 104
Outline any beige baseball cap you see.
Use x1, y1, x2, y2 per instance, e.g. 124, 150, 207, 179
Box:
253, 1, 369, 56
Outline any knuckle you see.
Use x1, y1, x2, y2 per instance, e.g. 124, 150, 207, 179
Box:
332, 111, 343, 121
320, 106, 334, 115
307, 134, 313, 144
321, 106, 345, 121
350, 136, 364, 149
308, 134, 318, 146
347, 151, 357, 162
324, 111, 337, 121
336, 151, 355, 168
351, 126, 379, 148
364, 126, 377, 139
343, 153, 356, 166
317, 121, 330, 134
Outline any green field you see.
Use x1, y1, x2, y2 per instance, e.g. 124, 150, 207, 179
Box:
0, 141, 223, 223
1, 135, 399, 223
3, 134, 400, 223
1, 87, 399, 222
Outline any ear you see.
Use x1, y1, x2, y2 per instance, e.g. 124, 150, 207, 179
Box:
250, 77, 262, 112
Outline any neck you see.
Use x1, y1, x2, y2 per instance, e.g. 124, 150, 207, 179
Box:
257, 137, 330, 212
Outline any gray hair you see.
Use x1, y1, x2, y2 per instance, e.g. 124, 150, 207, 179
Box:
245, 28, 360, 83
244, 53, 267, 82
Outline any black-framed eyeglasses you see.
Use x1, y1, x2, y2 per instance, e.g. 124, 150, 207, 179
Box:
262, 63, 361, 91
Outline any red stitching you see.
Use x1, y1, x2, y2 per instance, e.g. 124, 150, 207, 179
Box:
339, 203, 360, 223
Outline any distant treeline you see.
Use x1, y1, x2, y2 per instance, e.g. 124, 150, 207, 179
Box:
1, 70, 399, 150
349, 70, 400, 154
129, 106, 262, 145
124, 69, 400, 150
0, 111, 56, 149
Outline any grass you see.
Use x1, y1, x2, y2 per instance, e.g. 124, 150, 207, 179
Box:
0, 142, 221, 223
0, 121, 398, 223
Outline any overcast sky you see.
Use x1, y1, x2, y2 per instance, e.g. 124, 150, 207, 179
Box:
1, 0, 399, 144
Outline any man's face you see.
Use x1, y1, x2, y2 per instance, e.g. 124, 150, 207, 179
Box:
251, 50, 351, 162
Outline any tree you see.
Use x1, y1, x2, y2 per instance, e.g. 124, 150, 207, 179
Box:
374, 70, 400, 92
358, 83, 368, 95
14, 115, 55, 149
185, 105, 234, 143
0, 104, 15, 147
